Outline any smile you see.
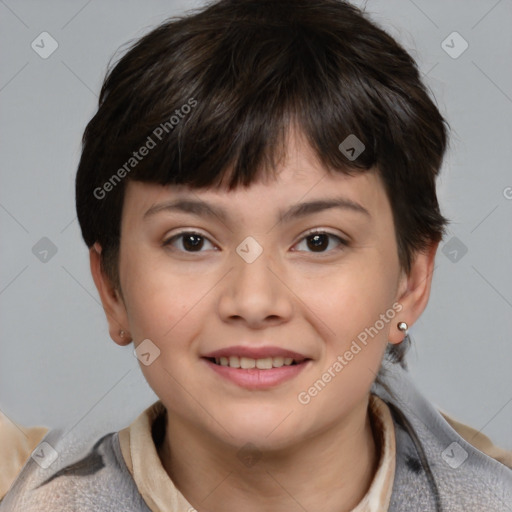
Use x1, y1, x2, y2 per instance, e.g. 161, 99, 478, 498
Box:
209, 355, 303, 369
202, 357, 311, 389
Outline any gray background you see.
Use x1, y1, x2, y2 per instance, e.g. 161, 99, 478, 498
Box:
1, 0, 511, 448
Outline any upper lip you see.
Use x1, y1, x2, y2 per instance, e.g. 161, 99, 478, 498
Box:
202, 345, 310, 361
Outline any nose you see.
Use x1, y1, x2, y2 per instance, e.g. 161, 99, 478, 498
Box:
217, 246, 293, 328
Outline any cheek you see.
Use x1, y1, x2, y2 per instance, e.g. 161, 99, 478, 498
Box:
120, 249, 197, 340
316, 266, 396, 333
127, 283, 197, 343
121, 258, 210, 403
295, 271, 395, 418
299, 254, 399, 376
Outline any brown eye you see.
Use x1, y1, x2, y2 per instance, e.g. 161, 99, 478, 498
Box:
293, 231, 347, 254
307, 233, 329, 252
163, 232, 215, 252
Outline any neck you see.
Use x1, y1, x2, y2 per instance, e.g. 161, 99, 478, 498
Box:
158, 395, 379, 512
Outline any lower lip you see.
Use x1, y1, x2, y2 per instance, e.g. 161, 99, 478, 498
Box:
202, 358, 310, 389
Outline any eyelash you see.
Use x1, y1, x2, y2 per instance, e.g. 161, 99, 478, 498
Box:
162, 229, 348, 255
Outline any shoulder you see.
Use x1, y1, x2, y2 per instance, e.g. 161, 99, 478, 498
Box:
439, 410, 512, 469
0, 428, 150, 512
374, 364, 512, 512
0, 411, 48, 501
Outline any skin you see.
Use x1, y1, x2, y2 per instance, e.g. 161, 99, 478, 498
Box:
91, 131, 437, 512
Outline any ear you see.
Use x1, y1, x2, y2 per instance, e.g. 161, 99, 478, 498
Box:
388, 241, 439, 344
89, 242, 131, 346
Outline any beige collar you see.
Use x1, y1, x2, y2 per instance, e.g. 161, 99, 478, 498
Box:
118, 394, 396, 512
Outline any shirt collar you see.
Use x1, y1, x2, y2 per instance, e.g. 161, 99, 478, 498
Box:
118, 394, 396, 512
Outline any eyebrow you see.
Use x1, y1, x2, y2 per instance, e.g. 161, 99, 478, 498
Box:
143, 196, 370, 223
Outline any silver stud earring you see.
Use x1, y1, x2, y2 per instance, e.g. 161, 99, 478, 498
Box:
119, 330, 126, 338
397, 322, 408, 334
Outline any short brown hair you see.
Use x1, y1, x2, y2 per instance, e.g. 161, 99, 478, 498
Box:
76, 0, 449, 363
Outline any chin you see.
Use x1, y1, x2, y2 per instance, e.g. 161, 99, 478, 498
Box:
213, 406, 302, 449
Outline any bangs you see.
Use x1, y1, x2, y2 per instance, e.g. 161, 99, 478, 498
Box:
97, 15, 390, 193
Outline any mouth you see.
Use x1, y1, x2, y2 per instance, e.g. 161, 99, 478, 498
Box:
205, 355, 307, 369
201, 347, 312, 389
201, 346, 312, 388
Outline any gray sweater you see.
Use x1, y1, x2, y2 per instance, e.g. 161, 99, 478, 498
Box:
1, 363, 511, 511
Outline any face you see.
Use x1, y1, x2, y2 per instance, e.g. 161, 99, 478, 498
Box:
108, 133, 409, 451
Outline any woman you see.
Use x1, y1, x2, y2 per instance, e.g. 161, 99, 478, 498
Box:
2, 0, 511, 510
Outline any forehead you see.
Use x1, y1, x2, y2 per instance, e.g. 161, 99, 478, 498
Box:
122, 133, 389, 221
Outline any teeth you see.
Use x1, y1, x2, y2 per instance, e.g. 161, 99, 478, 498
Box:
272, 356, 284, 367
256, 357, 272, 369
228, 356, 241, 368
213, 356, 298, 369
240, 357, 256, 369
